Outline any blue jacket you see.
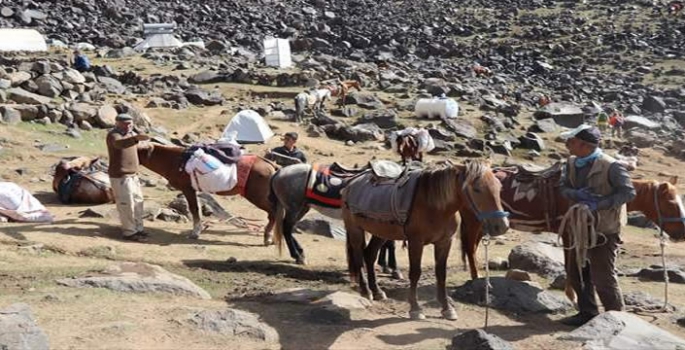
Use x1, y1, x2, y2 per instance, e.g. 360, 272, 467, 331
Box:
74, 55, 90, 71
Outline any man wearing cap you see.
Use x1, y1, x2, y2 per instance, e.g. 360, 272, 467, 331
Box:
557, 124, 636, 326
106, 114, 151, 242
271, 132, 307, 164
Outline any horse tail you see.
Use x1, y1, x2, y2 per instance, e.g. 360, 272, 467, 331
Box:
270, 173, 286, 256
273, 202, 286, 256
346, 228, 357, 282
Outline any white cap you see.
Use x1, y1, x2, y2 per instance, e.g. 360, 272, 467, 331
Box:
559, 123, 593, 140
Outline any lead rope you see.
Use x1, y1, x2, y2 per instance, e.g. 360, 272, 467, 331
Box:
655, 186, 670, 312
558, 204, 603, 289
483, 232, 492, 330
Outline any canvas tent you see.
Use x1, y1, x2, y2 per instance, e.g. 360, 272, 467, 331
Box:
0, 29, 47, 52
221, 110, 274, 144
133, 23, 183, 51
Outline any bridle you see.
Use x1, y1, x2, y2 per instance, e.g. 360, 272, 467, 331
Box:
653, 183, 685, 230
460, 172, 510, 222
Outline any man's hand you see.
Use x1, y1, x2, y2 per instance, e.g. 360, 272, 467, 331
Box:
573, 187, 599, 202
134, 134, 151, 142
580, 200, 598, 211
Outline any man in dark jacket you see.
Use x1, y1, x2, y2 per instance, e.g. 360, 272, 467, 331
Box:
271, 132, 307, 164
557, 124, 636, 327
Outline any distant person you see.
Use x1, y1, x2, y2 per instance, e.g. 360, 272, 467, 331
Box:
72, 50, 91, 72
271, 132, 307, 164
609, 109, 625, 138
596, 110, 609, 134
106, 114, 150, 242
539, 94, 551, 107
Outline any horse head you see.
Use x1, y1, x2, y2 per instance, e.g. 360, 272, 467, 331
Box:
653, 181, 685, 241
458, 160, 509, 237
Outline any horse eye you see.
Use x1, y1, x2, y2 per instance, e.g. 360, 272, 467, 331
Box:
473, 186, 481, 194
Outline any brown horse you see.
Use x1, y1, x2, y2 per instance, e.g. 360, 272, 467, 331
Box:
325, 80, 361, 108
136, 142, 278, 242
342, 160, 509, 320
53, 156, 114, 204
459, 165, 685, 280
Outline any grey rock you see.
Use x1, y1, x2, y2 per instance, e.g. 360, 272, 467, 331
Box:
35, 75, 63, 97
559, 311, 685, 350
623, 291, 675, 312
642, 96, 667, 114
187, 309, 279, 342
632, 267, 685, 284
452, 277, 573, 314
508, 241, 565, 278
356, 109, 398, 129
296, 215, 346, 241
0, 106, 21, 125
450, 329, 514, 350
7, 88, 52, 105
97, 76, 126, 94
56, 262, 211, 299
0, 303, 49, 350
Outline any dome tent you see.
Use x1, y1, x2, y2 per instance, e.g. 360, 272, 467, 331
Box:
221, 110, 274, 144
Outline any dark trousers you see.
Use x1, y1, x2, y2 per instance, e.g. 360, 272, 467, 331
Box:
377, 240, 396, 270
566, 233, 624, 317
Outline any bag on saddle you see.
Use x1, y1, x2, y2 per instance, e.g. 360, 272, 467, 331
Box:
184, 149, 238, 193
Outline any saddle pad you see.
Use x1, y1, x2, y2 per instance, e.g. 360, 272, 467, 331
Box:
185, 153, 238, 194
236, 155, 257, 196
344, 170, 422, 226
305, 164, 345, 208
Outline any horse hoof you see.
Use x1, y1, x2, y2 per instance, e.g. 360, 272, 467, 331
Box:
264, 239, 274, 246
409, 311, 426, 320
391, 271, 404, 280
189, 233, 200, 240
442, 308, 458, 321
373, 290, 387, 301
295, 258, 307, 265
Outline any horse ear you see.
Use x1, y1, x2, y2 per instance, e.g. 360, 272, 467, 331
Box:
670, 176, 678, 186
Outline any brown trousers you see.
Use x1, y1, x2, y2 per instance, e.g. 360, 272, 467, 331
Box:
566, 233, 625, 317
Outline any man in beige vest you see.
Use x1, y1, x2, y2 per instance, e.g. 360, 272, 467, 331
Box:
106, 114, 150, 242
557, 124, 636, 327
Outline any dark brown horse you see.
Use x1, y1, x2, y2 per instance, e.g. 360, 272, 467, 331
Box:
53, 156, 114, 204
325, 80, 361, 108
342, 160, 509, 320
396, 134, 422, 166
460, 165, 685, 281
137, 142, 279, 242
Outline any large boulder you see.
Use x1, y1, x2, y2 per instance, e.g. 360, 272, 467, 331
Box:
642, 96, 667, 114
558, 311, 685, 349
452, 277, 573, 314
187, 309, 279, 342
94, 104, 118, 128
68, 103, 98, 122
0, 303, 50, 350
450, 329, 514, 350
0, 106, 22, 125
56, 262, 211, 299
7, 88, 52, 104
534, 102, 585, 128
34, 75, 63, 97
508, 241, 565, 278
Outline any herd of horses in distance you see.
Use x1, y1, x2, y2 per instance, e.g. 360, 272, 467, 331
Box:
49, 76, 685, 320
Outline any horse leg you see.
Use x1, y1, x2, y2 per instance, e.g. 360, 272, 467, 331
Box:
283, 210, 306, 264
183, 189, 202, 239
364, 236, 388, 301
346, 223, 370, 299
407, 238, 425, 320
460, 210, 482, 279
434, 236, 457, 320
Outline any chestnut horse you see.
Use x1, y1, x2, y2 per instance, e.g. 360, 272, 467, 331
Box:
342, 160, 509, 320
325, 80, 361, 108
459, 166, 685, 281
53, 156, 114, 204
136, 142, 278, 242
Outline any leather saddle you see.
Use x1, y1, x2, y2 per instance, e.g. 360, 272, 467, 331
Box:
515, 162, 563, 180
329, 160, 405, 181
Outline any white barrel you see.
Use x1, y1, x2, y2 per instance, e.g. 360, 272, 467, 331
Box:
414, 97, 459, 119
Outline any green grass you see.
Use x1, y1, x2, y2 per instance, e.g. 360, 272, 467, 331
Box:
15, 122, 108, 156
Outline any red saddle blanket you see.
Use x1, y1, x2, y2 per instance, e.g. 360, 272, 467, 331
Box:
305, 164, 346, 208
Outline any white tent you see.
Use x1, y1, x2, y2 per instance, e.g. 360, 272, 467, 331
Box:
0, 29, 47, 52
133, 23, 183, 52
221, 110, 274, 144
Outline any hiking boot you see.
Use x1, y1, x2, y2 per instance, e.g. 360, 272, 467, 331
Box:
135, 231, 149, 237
559, 313, 597, 327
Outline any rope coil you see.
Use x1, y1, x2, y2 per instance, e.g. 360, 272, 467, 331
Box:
483, 233, 491, 330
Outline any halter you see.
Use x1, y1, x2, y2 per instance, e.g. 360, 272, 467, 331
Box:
460, 172, 510, 222
653, 183, 685, 228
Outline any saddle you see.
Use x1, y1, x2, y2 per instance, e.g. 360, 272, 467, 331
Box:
515, 162, 563, 180
329, 160, 404, 180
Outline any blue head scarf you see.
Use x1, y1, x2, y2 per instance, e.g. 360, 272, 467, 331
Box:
575, 147, 602, 168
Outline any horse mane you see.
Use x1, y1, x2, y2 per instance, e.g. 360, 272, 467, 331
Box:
419, 159, 488, 210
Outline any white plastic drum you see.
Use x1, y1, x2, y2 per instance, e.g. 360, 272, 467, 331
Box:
414, 97, 459, 119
